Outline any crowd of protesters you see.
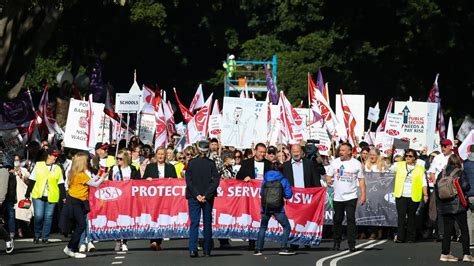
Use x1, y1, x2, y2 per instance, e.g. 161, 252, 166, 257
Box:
1, 134, 474, 262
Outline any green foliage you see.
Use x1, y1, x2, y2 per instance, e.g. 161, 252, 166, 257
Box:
24, 46, 71, 90
129, 0, 167, 29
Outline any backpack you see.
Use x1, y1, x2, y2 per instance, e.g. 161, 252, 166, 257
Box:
261, 180, 284, 212
437, 168, 461, 200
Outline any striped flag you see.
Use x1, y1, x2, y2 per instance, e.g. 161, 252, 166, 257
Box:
340, 90, 357, 149
376, 98, 393, 134
427, 73, 446, 139
173, 88, 194, 123
189, 84, 205, 113
186, 93, 213, 144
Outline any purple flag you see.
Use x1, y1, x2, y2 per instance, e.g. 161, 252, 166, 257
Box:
89, 59, 106, 102
264, 64, 279, 104
316, 68, 324, 94
2, 90, 36, 125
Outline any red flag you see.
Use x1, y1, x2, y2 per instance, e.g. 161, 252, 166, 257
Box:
211, 99, 220, 115
173, 88, 194, 123
142, 85, 155, 105
154, 102, 167, 148
340, 90, 357, 149
189, 84, 205, 113
186, 93, 213, 144
376, 98, 393, 134
427, 73, 446, 139
280, 91, 304, 144
104, 86, 120, 121
309, 73, 338, 133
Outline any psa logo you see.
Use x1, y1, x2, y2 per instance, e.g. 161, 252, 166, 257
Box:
384, 192, 395, 204
94, 187, 122, 200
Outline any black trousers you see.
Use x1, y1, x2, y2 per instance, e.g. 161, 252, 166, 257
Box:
442, 212, 470, 256
67, 199, 87, 252
0, 225, 11, 241
395, 197, 419, 242
333, 198, 358, 245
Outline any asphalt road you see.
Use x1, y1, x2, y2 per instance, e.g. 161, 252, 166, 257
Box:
0, 235, 471, 266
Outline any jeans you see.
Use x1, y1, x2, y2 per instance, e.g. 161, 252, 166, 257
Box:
4, 202, 16, 234
79, 214, 88, 245
0, 225, 11, 241
442, 212, 470, 256
32, 198, 56, 239
67, 197, 87, 251
188, 198, 213, 253
256, 212, 291, 250
396, 197, 419, 242
333, 198, 358, 246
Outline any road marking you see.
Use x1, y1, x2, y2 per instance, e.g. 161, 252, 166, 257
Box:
111, 262, 122, 265
329, 240, 388, 266
315, 240, 376, 266
16, 238, 62, 243
116, 251, 127, 254
115, 256, 125, 259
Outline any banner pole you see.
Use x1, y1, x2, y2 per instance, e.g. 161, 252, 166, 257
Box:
115, 114, 122, 157
101, 113, 106, 143
125, 113, 131, 147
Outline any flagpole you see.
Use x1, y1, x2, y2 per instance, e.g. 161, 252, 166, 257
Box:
115, 114, 122, 158
101, 114, 106, 143
125, 113, 131, 147
307, 72, 311, 125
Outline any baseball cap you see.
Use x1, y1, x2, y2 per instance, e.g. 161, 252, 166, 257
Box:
196, 140, 209, 153
441, 139, 453, 146
47, 147, 61, 157
95, 142, 109, 150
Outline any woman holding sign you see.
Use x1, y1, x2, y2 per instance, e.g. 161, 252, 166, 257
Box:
390, 149, 428, 243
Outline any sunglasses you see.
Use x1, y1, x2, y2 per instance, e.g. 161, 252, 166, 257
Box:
186, 153, 193, 156
405, 155, 414, 158
116, 157, 123, 161
178, 157, 185, 160
235, 156, 241, 158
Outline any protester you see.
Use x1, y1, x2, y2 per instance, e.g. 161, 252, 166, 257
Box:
0, 171, 14, 254
173, 152, 186, 178
254, 165, 294, 256
436, 155, 474, 262
208, 138, 225, 176
265, 146, 278, 163
463, 145, 474, 246
243, 149, 254, 159
13, 160, 32, 238
185, 140, 220, 257
283, 144, 323, 188
3, 166, 17, 239
237, 143, 272, 182
233, 150, 243, 174
389, 149, 428, 243
277, 151, 287, 164
25, 147, 65, 244
143, 147, 178, 251
139, 144, 154, 176
359, 146, 370, 164
428, 139, 455, 241
108, 149, 141, 251
62, 152, 106, 259
91, 142, 115, 174
364, 148, 387, 172
130, 145, 142, 171
326, 142, 366, 252
221, 151, 236, 180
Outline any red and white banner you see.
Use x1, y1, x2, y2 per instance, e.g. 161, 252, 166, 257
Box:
88, 179, 325, 246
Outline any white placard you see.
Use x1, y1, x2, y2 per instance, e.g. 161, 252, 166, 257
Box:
221, 97, 257, 149
384, 113, 403, 138
268, 105, 282, 146
335, 94, 365, 138
367, 106, 380, 123
139, 113, 156, 145
374, 132, 393, 157
208, 114, 222, 139
308, 125, 331, 155
115, 93, 141, 113
394, 101, 438, 152
253, 101, 268, 144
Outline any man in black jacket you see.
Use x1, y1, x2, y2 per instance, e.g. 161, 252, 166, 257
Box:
143, 147, 177, 250
185, 140, 220, 257
236, 143, 272, 181
236, 143, 272, 250
282, 144, 323, 188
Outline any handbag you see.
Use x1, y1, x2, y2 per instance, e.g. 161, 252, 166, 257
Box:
453, 178, 468, 208
18, 199, 32, 209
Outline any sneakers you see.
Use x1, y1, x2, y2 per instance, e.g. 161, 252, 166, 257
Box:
87, 242, 96, 252
121, 243, 128, 252
253, 249, 263, 256
6, 240, 14, 254
64, 246, 87, 259
440, 254, 459, 262
463, 255, 474, 262
114, 241, 122, 251
33, 237, 40, 244
278, 248, 296, 256
79, 244, 86, 253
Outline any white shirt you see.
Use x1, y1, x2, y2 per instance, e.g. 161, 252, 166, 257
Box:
327, 158, 363, 202
254, 161, 264, 180
292, 159, 305, 188
428, 153, 452, 179
111, 166, 132, 181
158, 163, 165, 178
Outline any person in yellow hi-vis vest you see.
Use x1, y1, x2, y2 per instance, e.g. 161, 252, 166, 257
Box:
25, 147, 66, 244
389, 149, 428, 243
222, 54, 236, 78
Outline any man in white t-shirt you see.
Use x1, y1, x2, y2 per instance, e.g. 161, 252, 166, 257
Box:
326, 143, 366, 252
427, 139, 454, 240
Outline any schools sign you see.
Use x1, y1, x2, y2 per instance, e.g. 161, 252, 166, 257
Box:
115, 93, 141, 113
88, 179, 326, 246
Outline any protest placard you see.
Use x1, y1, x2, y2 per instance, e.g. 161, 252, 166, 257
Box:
0, 128, 24, 165
221, 97, 258, 149
308, 125, 331, 155
384, 113, 403, 138
115, 93, 141, 113
253, 101, 268, 144
394, 101, 437, 152
208, 114, 222, 139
